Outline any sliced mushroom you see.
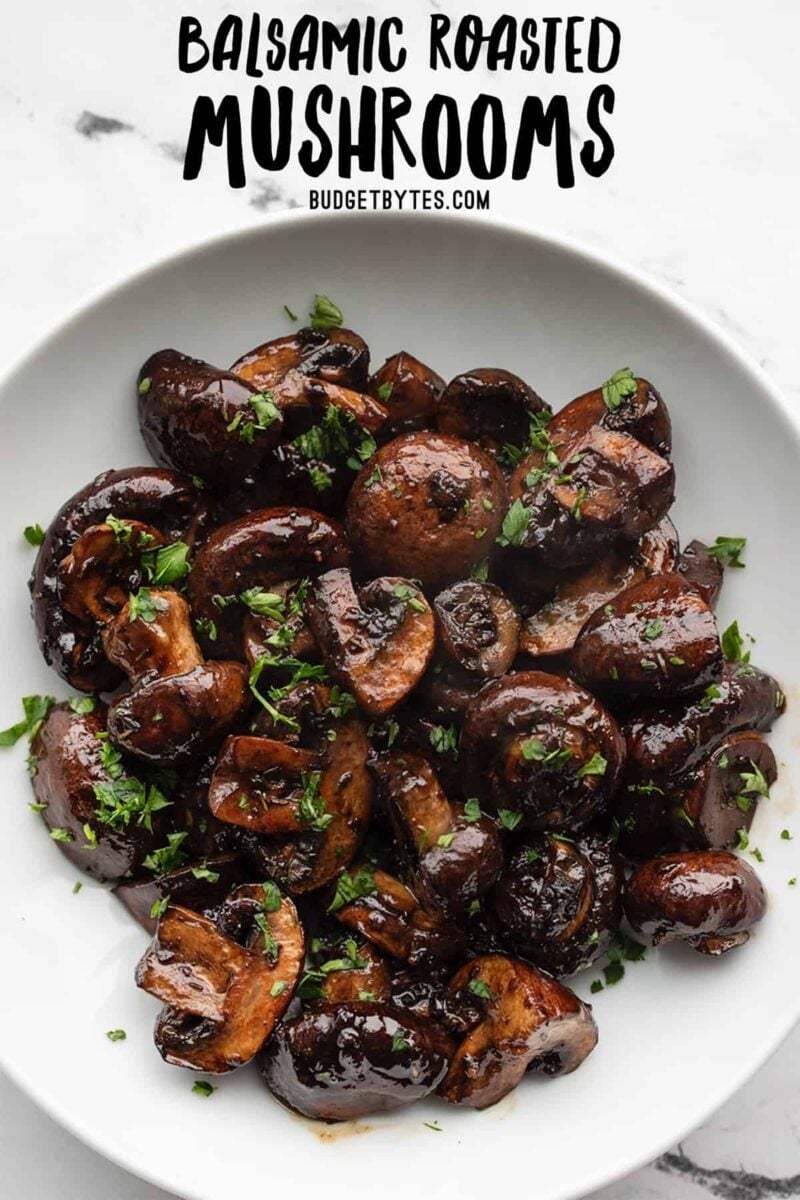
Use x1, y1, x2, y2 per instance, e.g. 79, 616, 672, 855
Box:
30, 467, 206, 691
493, 834, 622, 975
242, 580, 317, 666
436, 368, 549, 460
373, 751, 503, 916
433, 580, 520, 677
347, 432, 507, 589
415, 663, 491, 723
306, 568, 435, 716
136, 898, 303, 1071
138, 350, 283, 486
439, 955, 598, 1108
369, 351, 444, 436
509, 428, 675, 570
546, 373, 671, 459
624, 850, 767, 954
519, 517, 678, 658
302, 936, 393, 1005
258, 1001, 452, 1120
613, 731, 778, 859
115, 853, 250, 932
187, 507, 349, 659
102, 590, 249, 765
209, 736, 320, 833
57, 520, 165, 626
676, 539, 724, 608
460, 671, 625, 830
29, 702, 161, 880
331, 863, 465, 967
231, 326, 370, 393
572, 572, 723, 700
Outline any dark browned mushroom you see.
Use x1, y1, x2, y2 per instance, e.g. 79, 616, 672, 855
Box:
187, 507, 349, 659
493, 834, 622, 975
369, 351, 444, 436
300, 935, 393, 1005
624, 850, 767, 954
231, 326, 370, 393
138, 350, 283, 487
436, 368, 549, 460
330, 863, 464, 967
102, 590, 249, 765
306, 569, 435, 717
508, 428, 675, 570
676, 539, 724, 608
30, 467, 206, 691
29, 701, 162, 880
136, 898, 303, 1071
519, 516, 678, 658
571, 572, 723, 700
346, 432, 507, 590
433, 580, 520, 677
439, 955, 598, 1108
372, 751, 503, 916
115, 853, 250, 932
57, 521, 166, 627
257, 1001, 452, 1120
459, 671, 625, 831
546, 372, 671, 459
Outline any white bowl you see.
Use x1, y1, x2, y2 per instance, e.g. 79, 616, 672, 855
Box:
0, 212, 797, 1200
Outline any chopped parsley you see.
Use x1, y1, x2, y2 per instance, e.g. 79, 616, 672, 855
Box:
283, 303, 298, 321
642, 617, 664, 642
191, 864, 221, 884
150, 894, 170, 920
106, 1029, 126, 1042
721, 620, 751, 664
270, 981, 288, 997
707, 536, 746, 569
328, 864, 376, 913
298, 771, 333, 832
142, 831, 189, 874
192, 1080, 215, 1097
496, 498, 531, 547
377, 381, 394, 402
309, 294, 344, 331
0, 694, 55, 747
437, 832, 456, 848
698, 683, 722, 712
23, 523, 45, 546
734, 827, 749, 850
601, 367, 638, 411
782, 829, 792, 841
393, 583, 427, 614
577, 752, 607, 778
141, 541, 191, 587
467, 978, 496, 1001
195, 616, 218, 642
463, 798, 482, 823
391, 1032, 410, 1052
128, 587, 168, 624
227, 391, 280, 444
49, 827, 74, 842
138, 376, 152, 395
429, 724, 459, 757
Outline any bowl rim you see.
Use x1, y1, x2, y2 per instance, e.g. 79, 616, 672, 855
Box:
1, 206, 797, 1200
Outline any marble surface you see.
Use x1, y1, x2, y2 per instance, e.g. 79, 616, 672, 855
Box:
2, 0, 800, 1197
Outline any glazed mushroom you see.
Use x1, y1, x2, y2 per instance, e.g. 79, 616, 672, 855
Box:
300, 936, 393, 1005
372, 751, 503, 916
346, 432, 508, 590
306, 568, 435, 716
57, 520, 166, 627
136, 895, 303, 1071
29, 701, 162, 880
508, 428, 675, 570
137, 350, 283, 487
187, 507, 350, 659
330, 863, 465, 967
459, 671, 625, 830
436, 368, 549, 460
624, 850, 767, 955
438, 955, 598, 1108
115, 853, 251, 932
231, 326, 371, 393
30, 466, 206, 691
493, 834, 622, 975
676, 539, 725, 608
102, 590, 250, 765
546, 370, 672, 459
433, 580, 520, 677
369, 351, 445, 436
519, 516, 678, 658
258, 1001, 452, 1120
571, 572, 723, 700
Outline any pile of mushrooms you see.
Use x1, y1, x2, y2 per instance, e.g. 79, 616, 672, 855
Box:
12, 302, 785, 1121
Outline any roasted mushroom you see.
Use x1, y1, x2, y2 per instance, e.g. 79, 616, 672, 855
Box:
30, 467, 206, 691
138, 350, 283, 487
369, 351, 444, 436
258, 1001, 452, 1120
676, 539, 725, 608
187, 507, 349, 659
136, 895, 303, 1071
436, 368, 549, 459
439, 955, 598, 1108
493, 834, 622, 975
624, 850, 767, 955
300, 935, 393, 1006
115, 853, 250, 932
346, 432, 507, 590
57, 520, 166, 627
29, 701, 162, 880
373, 752, 503, 916
231, 326, 370, 394
102, 590, 249, 765
571, 572, 723, 700
433, 580, 520, 677
546, 371, 671, 459
459, 672, 625, 830
306, 569, 435, 716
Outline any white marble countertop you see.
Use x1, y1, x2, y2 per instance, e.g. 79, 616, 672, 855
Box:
2, 1, 799, 1197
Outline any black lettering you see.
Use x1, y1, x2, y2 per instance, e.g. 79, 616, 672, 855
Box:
251, 85, 292, 171
265, 19, 286, 70
487, 16, 517, 70
337, 88, 377, 176
430, 15, 451, 68
421, 94, 461, 180
580, 85, 615, 176
245, 15, 264, 78
299, 85, 333, 176
565, 16, 584, 72
588, 18, 621, 72
379, 18, 406, 71
512, 94, 574, 187
289, 16, 319, 69
381, 88, 417, 176
178, 17, 208, 73
183, 95, 245, 188
212, 16, 242, 71
520, 19, 539, 70
466, 95, 507, 179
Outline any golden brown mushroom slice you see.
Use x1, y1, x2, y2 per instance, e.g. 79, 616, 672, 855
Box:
231, 326, 370, 393
208, 736, 321, 834
307, 568, 435, 717
135, 897, 303, 1073
57, 520, 166, 626
439, 955, 598, 1109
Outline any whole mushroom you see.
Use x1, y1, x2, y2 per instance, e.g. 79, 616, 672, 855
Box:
436, 368, 549, 460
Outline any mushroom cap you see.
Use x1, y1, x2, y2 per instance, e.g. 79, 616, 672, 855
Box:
439, 955, 598, 1108
547, 375, 671, 459
346, 432, 507, 589
57, 520, 166, 627
258, 1001, 452, 1120
433, 579, 520, 677
231, 326, 370, 393
676, 539, 725, 609
436, 368, 549, 459
115, 853, 251, 933
369, 351, 444, 437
